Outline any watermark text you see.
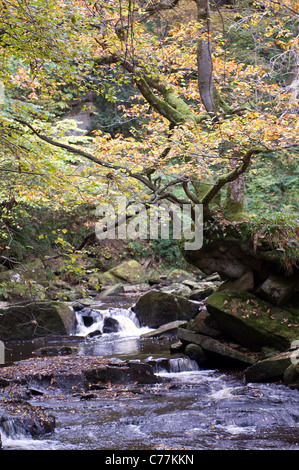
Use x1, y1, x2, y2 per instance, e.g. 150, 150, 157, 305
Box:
95, 197, 203, 251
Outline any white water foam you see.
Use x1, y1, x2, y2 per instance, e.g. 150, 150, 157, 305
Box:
0, 423, 57, 451
74, 305, 152, 338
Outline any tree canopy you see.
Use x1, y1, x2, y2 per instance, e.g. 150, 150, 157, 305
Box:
0, 0, 298, 261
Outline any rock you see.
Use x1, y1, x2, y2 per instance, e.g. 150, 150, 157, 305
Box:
188, 282, 217, 300
186, 310, 222, 338
141, 320, 188, 338
206, 291, 299, 351
0, 399, 55, 437
217, 271, 254, 293
32, 345, 78, 357
87, 329, 102, 338
96, 283, 124, 299
167, 269, 196, 282
184, 343, 206, 366
87, 273, 102, 290
110, 260, 145, 284
103, 317, 121, 333
181, 226, 296, 286
283, 364, 299, 389
98, 271, 121, 285
244, 351, 293, 382
170, 341, 184, 354
98, 260, 145, 285
177, 328, 255, 367
0, 300, 76, 340
182, 280, 202, 289
133, 290, 199, 328
256, 274, 296, 306
161, 282, 192, 297
204, 273, 221, 282
123, 284, 149, 293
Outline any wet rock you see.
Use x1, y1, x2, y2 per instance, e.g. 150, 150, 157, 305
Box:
206, 291, 299, 351
0, 300, 76, 340
0, 399, 55, 437
244, 351, 293, 383
177, 328, 255, 367
133, 289, 199, 328
103, 317, 121, 333
141, 320, 188, 338
87, 329, 102, 338
184, 343, 206, 366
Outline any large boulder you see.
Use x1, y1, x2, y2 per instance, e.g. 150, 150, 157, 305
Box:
0, 301, 76, 340
99, 260, 145, 285
133, 290, 199, 328
206, 291, 299, 351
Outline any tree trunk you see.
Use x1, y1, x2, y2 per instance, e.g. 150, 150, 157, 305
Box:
224, 175, 245, 221
196, 0, 217, 119
286, 34, 299, 107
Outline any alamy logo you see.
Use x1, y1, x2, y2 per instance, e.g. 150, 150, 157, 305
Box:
95, 197, 203, 251
0, 340, 5, 365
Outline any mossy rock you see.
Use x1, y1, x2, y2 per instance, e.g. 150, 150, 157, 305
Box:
133, 289, 199, 328
167, 269, 196, 282
206, 291, 299, 351
161, 282, 192, 297
99, 260, 145, 285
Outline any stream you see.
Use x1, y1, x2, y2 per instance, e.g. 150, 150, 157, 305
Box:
1, 297, 299, 451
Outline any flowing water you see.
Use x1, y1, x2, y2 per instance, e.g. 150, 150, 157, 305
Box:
1, 299, 299, 451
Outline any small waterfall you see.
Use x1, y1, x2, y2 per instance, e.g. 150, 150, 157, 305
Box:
0, 421, 55, 450
74, 305, 151, 338
0, 418, 42, 450
168, 356, 200, 373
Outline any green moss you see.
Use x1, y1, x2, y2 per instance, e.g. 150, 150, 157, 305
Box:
207, 291, 299, 350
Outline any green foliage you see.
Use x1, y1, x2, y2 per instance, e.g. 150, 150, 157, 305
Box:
248, 210, 299, 274
245, 150, 299, 215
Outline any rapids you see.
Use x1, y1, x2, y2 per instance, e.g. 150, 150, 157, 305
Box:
1, 299, 299, 450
